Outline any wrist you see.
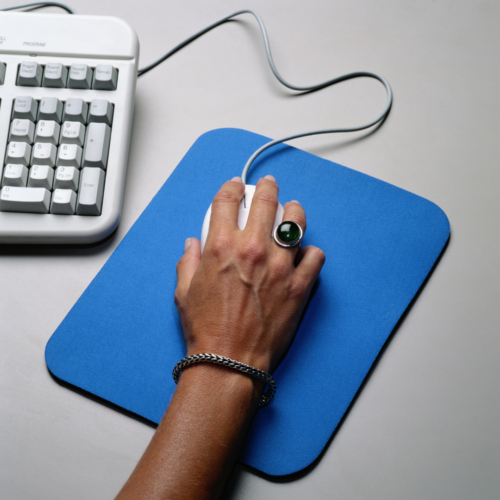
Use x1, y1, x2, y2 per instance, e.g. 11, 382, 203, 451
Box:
185, 342, 272, 374
176, 361, 265, 409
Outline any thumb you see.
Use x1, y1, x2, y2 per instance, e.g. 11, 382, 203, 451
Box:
175, 238, 202, 299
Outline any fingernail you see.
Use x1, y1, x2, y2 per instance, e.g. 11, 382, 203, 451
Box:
290, 200, 300, 204
264, 175, 276, 182
184, 238, 192, 252
231, 176, 242, 183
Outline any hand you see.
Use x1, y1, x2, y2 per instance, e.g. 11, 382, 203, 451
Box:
174, 175, 325, 373
116, 176, 325, 500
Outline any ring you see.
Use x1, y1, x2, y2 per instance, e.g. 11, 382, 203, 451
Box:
273, 221, 303, 248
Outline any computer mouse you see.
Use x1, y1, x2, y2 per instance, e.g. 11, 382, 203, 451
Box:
201, 184, 284, 252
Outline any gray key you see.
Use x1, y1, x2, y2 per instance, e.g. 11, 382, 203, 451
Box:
12, 96, 38, 122
63, 98, 88, 125
9, 119, 35, 144
5, 142, 31, 166
88, 99, 114, 126
0, 62, 5, 85
92, 64, 118, 90
35, 120, 60, 145
68, 64, 92, 89
38, 97, 63, 123
54, 166, 79, 191
2, 164, 28, 187
31, 142, 57, 167
17, 61, 43, 87
82, 123, 111, 170
0, 186, 50, 213
42, 63, 68, 88
56, 143, 82, 167
76, 167, 105, 215
28, 165, 54, 190
60, 121, 86, 147
51, 189, 77, 215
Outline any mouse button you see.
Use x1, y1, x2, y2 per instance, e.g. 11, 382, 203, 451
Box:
240, 184, 256, 211
274, 202, 284, 228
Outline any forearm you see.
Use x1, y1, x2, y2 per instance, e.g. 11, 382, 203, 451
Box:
115, 364, 263, 500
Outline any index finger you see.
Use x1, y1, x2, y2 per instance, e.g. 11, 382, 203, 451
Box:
208, 177, 245, 235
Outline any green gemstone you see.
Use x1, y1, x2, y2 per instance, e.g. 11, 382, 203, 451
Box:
277, 221, 300, 243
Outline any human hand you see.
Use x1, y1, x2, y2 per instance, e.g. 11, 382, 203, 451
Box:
174, 175, 325, 374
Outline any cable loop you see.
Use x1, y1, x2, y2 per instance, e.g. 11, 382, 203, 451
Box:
134, 9, 393, 181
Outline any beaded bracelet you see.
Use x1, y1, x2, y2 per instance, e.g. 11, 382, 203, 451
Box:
172, 353, 276, 408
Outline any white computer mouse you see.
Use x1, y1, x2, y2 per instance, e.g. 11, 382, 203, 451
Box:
201, 184, 284, 252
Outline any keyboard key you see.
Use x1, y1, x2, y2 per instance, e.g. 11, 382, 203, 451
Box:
60, 121, 86, 147
2, 164, 28, 187
51, 189, 77, 215
0, 62, 5, 85
68, 64, 92, 89
38, 97, 63, 122
56, 143, 82, 167
88, 99, 114, 126
12, 96, 38, 122
63, 98, 88, 124
28, 165, 54, 190
92, 64, 118, 90
82, 123, 111, 170
0, 186, 50, 213
35, 120, 60, 145
42, 63, 68, 88
31, 142, 57, 167
9, 119, 35, 144
54, 166, 80, 191
76, 167, 105, 215
5, 142, 32, 165
17, 61, 43, 87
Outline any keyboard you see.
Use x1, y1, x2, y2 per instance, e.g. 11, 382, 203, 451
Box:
0, 11, 138, 243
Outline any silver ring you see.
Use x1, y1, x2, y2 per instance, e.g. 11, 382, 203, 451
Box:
273, 221, 303, 248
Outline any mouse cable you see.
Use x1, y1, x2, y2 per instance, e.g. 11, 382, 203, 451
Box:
133, 9, 393, 182
0, 1, 77, 14
1, 4, 392, 183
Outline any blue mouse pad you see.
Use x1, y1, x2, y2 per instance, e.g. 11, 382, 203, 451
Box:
46, 128, 449, 476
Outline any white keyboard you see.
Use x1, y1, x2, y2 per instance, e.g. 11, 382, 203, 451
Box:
0, 11, 138, 243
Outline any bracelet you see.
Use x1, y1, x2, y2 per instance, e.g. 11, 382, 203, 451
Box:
172, 353, 276, 408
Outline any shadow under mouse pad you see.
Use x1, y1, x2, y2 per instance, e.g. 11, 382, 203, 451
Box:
46, 128, 449, 476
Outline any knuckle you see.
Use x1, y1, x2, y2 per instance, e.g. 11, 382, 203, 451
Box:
271, 258, 289, 280
311, 246, 326, 266
253, 191, 278, 208
239, 236, 266, 264
174, 288, 184, 307
175, 255, 185, 272
212, 190, 240, 207
207, 234, 233, 258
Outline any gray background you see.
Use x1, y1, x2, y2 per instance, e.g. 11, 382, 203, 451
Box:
1, 1, 499, 498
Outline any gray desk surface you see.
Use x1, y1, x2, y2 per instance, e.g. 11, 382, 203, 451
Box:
1, 1, 499, 498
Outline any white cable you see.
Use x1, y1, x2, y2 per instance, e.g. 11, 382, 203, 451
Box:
0, 1, 77, 14
135, 9, 392, 182
1, 5, 392, 181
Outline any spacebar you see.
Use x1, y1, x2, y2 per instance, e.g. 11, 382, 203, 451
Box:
0, 186, 51, 214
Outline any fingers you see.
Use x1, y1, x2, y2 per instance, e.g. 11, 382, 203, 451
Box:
293, 245, 325, 295
282, 200, 307, 235
208, 177, 245, 236
246, 175, 279, 238
175, 238, 202, 302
